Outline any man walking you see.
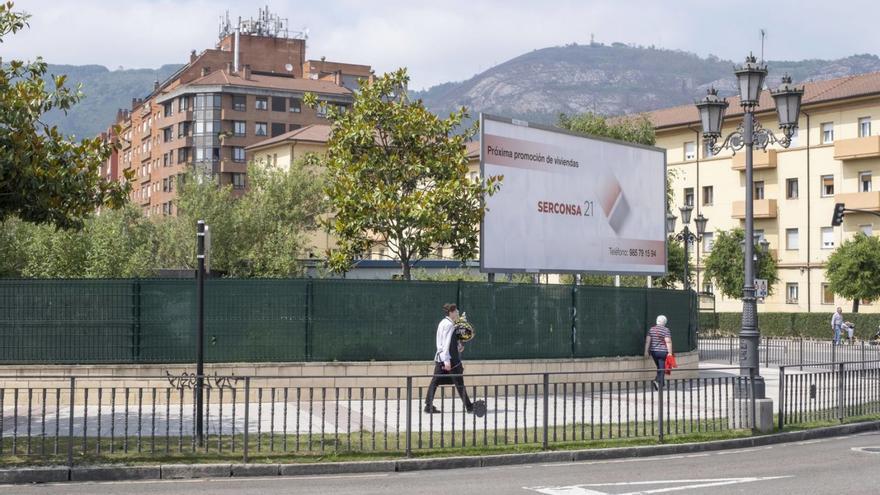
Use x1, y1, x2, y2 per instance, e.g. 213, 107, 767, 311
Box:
831, 307, 844, 346
424, 303, 474, 414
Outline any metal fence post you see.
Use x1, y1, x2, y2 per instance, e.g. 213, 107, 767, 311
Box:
658, 376, 664, 442
832, 341, 836, 364
542, 373, 549, 449
799, 338, 804, 371
67, 377, 75, 467
570, 284, 578, 358
243, 377, 250, 463
728, 337, 734, 365
405, 376, 412, 458
750, 369, 758, 434
304, 280, 313, 361
778, 366, 785, 430
132, 278, 141, 362
837, 362, 845, 422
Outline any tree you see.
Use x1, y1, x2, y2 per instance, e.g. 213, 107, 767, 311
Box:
703, 228, 779, 299
307, 68, 502, 280
826, 233, 880, 312
0, 3, 130, 229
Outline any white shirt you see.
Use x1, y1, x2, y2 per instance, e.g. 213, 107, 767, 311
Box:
434, 316, 455, 363
831, 312, 844, 328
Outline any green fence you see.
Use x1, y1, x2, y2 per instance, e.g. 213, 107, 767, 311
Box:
0, 279, 697, 364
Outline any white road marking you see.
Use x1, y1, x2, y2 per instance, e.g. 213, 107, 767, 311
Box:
716, 446, 773, 455
525, 476, 793, 495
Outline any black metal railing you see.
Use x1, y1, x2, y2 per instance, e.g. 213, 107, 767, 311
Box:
0, 367, 758, 465
778, 360, 880, 429
698, 336, 880, 368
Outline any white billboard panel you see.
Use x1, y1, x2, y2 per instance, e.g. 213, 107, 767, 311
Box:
480, 114, 667, 275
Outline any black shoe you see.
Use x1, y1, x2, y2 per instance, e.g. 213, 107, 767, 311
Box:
424, 405, 440, 414
465, 403, 474, 414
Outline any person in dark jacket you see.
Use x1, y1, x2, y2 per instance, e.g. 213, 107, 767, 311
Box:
424, 303, 474, 414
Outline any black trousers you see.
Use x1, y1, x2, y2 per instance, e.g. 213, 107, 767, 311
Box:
425, 362, 472, 408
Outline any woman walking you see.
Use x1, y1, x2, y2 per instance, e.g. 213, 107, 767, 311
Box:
644, 315, 673, 390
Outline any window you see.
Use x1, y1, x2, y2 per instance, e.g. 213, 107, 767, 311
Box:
255, 122, 268, 136
702, 186, 713, 206
821, 227, 835, 249
821, 122, 834, 144
177, 147, 189, 163
702, 282, 713, 295
822, 283, 834, 305
316, 102, 328, 118
859, 117, 872, 138
232, 173, 246, 190
289, 98, 302, 113
255, 97, 268, 110
702, 140, 714, 158
786, 283, 799, 304
684, 188, 694, 207
860, 224, 873, 236
162, 127, 173, 143
684, 141, 696, 161
177, 121, 191, 138
754, 181, 764, 200
860, 171, 872, 192
822, 175, 834, 197
231, 147, 245, 163
233, 121, 246, 137
163, 153, 170, 167
163, 102, 173, 118
271, 122, 286, 137
288, 123, 302, 132
702, 232, 714, 252
786, 228, 799, 250
786, 178, 799, 199
178, 96, 189, 112
232, 95, 246, 111
271, 96, 286, 112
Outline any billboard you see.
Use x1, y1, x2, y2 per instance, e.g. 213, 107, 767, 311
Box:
480, 114, 667, 275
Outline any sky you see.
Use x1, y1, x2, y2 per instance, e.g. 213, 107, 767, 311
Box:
4, 0, 880, 90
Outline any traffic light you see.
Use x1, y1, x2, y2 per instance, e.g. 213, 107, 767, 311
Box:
831, 203, 846, 227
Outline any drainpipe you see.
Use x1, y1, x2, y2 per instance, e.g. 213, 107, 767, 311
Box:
803, 111, 811, 312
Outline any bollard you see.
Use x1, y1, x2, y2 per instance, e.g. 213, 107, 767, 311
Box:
405, 376, 412, 458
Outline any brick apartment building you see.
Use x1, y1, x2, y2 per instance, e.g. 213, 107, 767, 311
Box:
103, 9, 371, 216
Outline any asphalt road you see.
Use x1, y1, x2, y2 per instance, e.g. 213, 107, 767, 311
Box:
5, 431, 880, 494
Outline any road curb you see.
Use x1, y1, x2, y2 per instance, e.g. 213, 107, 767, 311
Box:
1, 420, 877, 485
0, 466, 69, 484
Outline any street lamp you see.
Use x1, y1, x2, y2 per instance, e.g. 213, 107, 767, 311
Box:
695, 54, 804, 399
668, 205, 708, 291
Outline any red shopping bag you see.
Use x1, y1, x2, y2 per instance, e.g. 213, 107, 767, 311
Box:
664, 354, 677, 375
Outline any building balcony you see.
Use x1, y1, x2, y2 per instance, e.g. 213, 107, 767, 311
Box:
834, 191, 880, 211
731, 199, 778, 219
220, 159, 248, 174
731, 149, 777, 170
834, 136, 880, 161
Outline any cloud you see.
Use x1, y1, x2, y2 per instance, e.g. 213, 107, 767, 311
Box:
5, 0, 880, 90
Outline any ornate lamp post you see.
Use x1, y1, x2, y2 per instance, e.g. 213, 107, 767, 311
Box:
666, 206, 709, 291
695, 55, 804, 398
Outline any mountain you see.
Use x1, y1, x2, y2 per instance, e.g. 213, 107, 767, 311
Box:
411, 43, 880, 125
41, 44, 880, 138
42, 64, 183, 139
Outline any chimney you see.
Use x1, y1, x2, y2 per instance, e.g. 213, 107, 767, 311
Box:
233, 20, 240, 73
201, 67, 211, 77
116, 109, 125, 122
226, 61, 234, 74
153, 80, 160, 91
190, 50, 197, 63
131, 98, 142, 110
242, 64, 251, 80
334, 70, 343, 86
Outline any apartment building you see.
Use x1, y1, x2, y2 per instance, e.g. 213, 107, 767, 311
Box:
105, 8, 371, 217
648, 71, 880, 312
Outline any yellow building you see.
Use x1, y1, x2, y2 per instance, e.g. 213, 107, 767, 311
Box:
647, 71, 880, 312
246, 124, 335, 257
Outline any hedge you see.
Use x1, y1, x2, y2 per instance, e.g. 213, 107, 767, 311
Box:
700, 312, 880, 340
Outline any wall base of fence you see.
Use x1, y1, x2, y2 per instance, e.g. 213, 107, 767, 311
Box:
728, 398, 774, 433
0, 351, 699, 392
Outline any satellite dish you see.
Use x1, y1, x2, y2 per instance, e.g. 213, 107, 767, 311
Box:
284, 63, 294, 72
